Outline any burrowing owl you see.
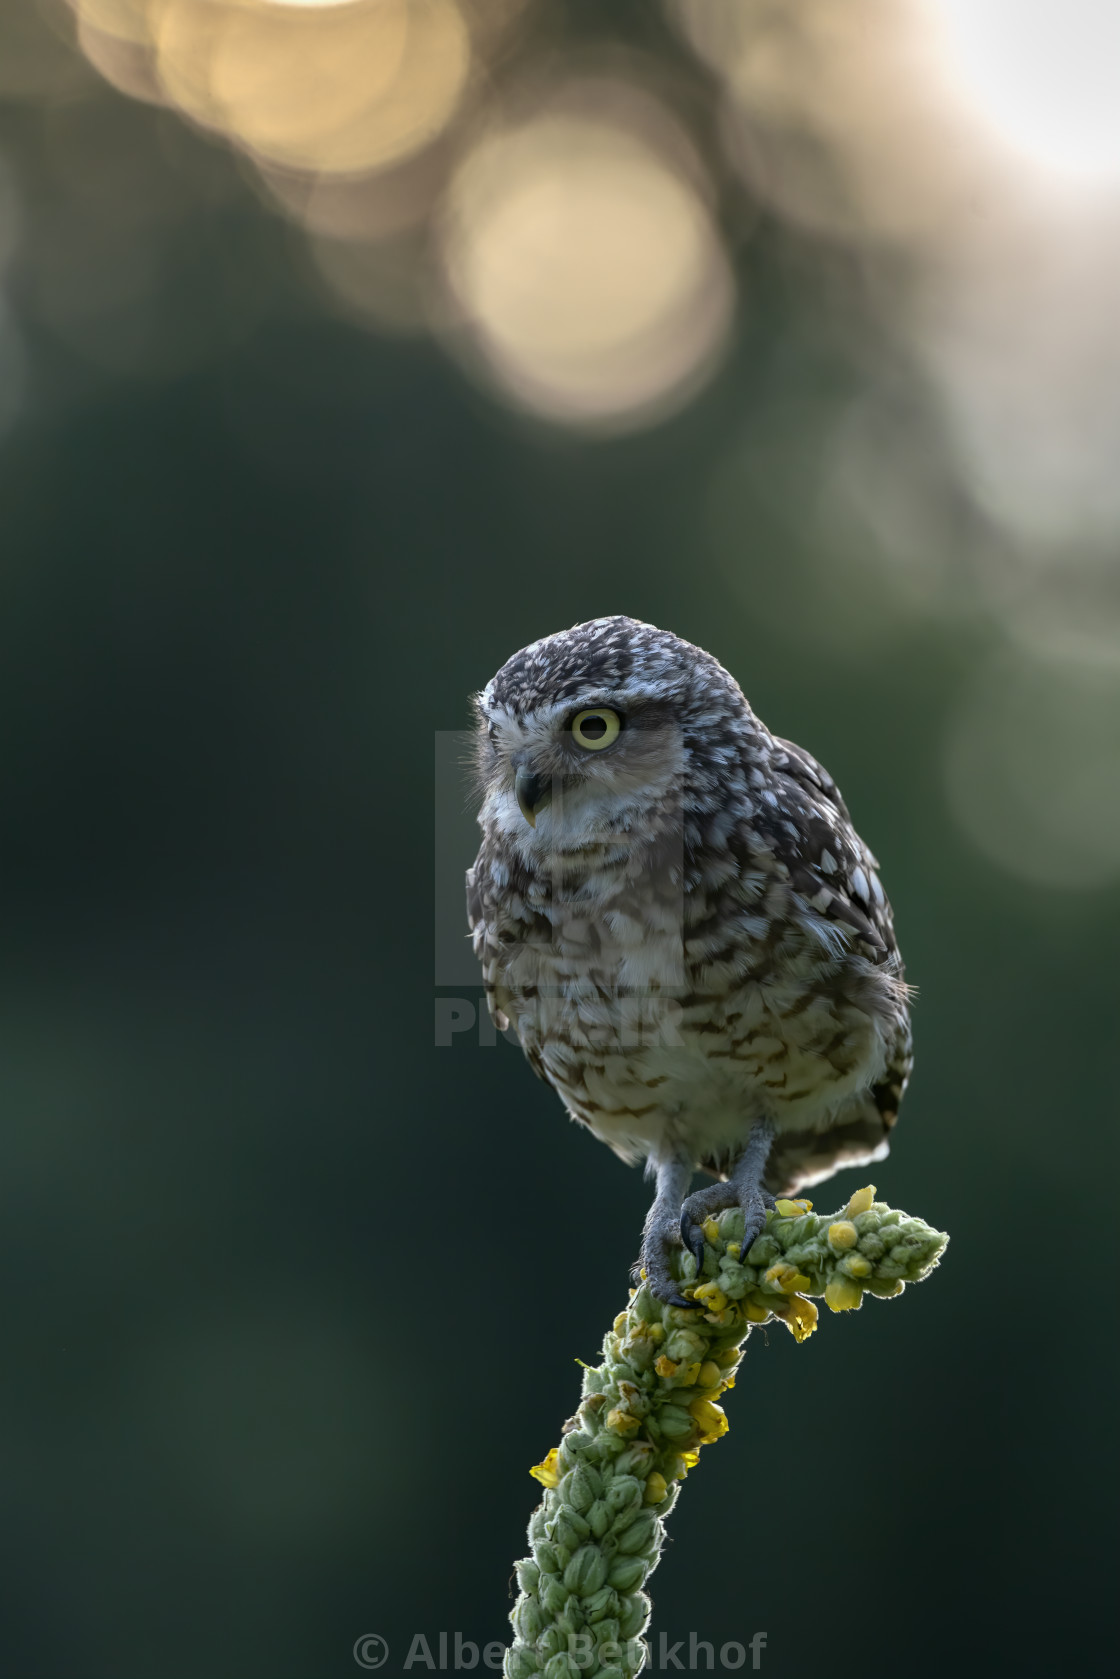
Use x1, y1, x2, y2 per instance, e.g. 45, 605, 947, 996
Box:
467, 617, 912, 1304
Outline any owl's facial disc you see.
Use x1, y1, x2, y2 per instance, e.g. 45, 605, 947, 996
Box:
512, 707, 625, 825
479, 680, 684, 854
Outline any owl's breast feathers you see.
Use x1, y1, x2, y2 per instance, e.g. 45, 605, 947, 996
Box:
467, 734, 912, 1193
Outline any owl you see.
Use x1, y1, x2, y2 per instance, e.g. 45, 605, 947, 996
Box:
466, 617, 912, 1305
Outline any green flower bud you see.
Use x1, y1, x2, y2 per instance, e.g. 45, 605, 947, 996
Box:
561, 1467, 598, 1514
658, 1406, 695, 1440
603, 1478, 643, 1521
563, 1546, 608, 1598
561, 1430, 597, 1460
535, 1543, 561, 1577
747, 1234, 780, 1264
543, 1653, 579, 1679
505, 1646, 540, 1679
553, 1600, 583, 1638
612, 1443, 655, 1477
514, 1598, 546, 1644
615, 1512, 659, 1556
541, 1577, 568, 1615
583, 1587, 619, 1624
617, 1592, 651, 1641
663, 1330, 706, 1363
606, 1554, 646, 1592
515, 1558, 541, 1595
552, 1511, 590, 1551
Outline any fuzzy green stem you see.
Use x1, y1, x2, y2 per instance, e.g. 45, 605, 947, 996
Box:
505, 1186, 948, 1679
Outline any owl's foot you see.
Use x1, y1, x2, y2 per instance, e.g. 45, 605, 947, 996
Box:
679, 1120, 778, 1269
679, 1182, 776, 1268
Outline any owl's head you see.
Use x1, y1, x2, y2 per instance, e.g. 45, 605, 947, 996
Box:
473, 616, 756, 857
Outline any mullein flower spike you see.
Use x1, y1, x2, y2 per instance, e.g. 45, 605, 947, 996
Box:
507, 1188, 947, 1679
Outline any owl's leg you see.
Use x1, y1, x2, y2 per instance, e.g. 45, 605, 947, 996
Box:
678, 1120, 777, 1269
636, 1155, 695, 1308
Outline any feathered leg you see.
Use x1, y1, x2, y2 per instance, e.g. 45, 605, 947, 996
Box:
635, 1155, 694, 1307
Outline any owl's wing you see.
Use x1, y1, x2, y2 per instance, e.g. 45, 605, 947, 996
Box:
466, 855, 513, 1036
746, 734, 899, 962
740, 734, 913, 1172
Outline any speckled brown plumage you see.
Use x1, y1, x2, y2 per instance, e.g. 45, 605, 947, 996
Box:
467, 617, 912, 1297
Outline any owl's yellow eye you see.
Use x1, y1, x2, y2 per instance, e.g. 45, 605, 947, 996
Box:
571, 708, 622, 750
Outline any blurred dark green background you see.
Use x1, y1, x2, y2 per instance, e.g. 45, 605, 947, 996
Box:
0, 3, 1116, 1677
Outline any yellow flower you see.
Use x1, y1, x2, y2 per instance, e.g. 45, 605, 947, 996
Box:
693, 1282, 728, 1312
764, 1263, 812, 1294
613, 1311, 629, 1334
776, 1294, 818, 1343
679, 1361, 702, 1386
529, 1448, 560, 1488
606, 1408, 642, 1436
774, 1197, 813, 1216
645, 1473, 668, 1504
742, 1296, 772, 1323
623, 1319, 665, 1364
844, 1185, 876, 1219
843, 1254, 873, 1279
688, 1397, 730, 1444
825, 1276, 864, 1313
702, 1216, 721, 1243
655, 1355, 678, 1378
827, 1220, 858, 1251
697, 1361, 722, 1390
726, 1242, 741, 1259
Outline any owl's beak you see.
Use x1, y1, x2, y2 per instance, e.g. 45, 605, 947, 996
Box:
515, 767, 550, 828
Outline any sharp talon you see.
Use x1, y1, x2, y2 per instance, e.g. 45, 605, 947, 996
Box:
679, 1209, 706, 1267
666, 1293, 697, 1309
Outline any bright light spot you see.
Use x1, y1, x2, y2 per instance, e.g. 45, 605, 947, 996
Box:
934, 0, 1120, 181
440, 86, 735, 430
152, 0, 469, 175
944, 650, 1120, 890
